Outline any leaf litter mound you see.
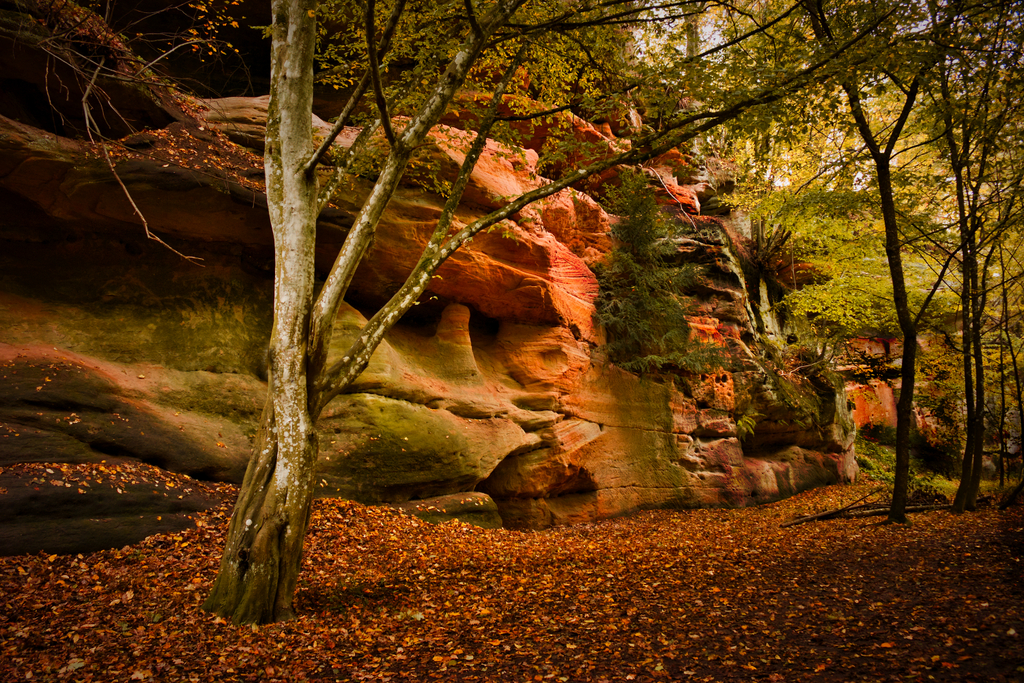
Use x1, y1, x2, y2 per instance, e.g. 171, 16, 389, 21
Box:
2, 471, 1022, 682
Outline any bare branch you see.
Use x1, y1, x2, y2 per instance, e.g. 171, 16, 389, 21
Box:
366, 0, 396, 147
315, 119, 382, 216
313, 47, 852, 407
310, 0, 884, 409
464, 0, 483, 36
780, 487, 884, 527
82, 57, 202, 265
99, 144, 204, 265
305, 0, 406, 173
135, 38, 207, 75
305, 0, 529, 400
313, 41, 531, 410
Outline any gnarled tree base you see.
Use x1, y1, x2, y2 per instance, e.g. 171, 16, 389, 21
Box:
203, 398, 317, 624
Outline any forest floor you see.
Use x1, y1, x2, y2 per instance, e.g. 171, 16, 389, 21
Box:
2, 468, 1022, 683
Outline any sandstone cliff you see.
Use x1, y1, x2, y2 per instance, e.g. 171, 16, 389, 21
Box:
0, 1, 856, 553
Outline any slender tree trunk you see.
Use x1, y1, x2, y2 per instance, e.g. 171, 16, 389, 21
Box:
685, 4, 702, 59
942, 59, 985, 514
999, 339, 1006, 488
1000, 318, 1024, 510
965, 246, 994, 509
841, 97, 922, 525
955, 238, 993, 511
953, 235, 977, 512
810, 0, 932, 522
1009, 321, 1024, 485
881, 160, 917, 525
202, 0, 529, 624
203, 0, 320, 624
998, 268, 1007, 488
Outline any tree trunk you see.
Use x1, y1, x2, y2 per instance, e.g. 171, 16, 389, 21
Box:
964, 246, 992, 509
1009, 319, 1024, 486
203, 0, 320, 624
998, 292, 1006, 489
202, 399, 317, 623
1000, 476, 1024, 510
819, 11, 929, 523
953, 232, 977, 513
874, 149, 919, 525
1003, 244, 1024, 490
954, 235, 993, 512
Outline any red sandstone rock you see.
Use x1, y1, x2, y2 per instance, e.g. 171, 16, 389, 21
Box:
0, 90, 858, 541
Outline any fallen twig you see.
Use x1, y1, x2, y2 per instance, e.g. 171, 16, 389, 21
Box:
780, 487, 883, 528
783, 499, 950, 527
842, 504, 950, 519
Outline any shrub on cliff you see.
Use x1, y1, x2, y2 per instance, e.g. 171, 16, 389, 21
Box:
594, 169, 721, 376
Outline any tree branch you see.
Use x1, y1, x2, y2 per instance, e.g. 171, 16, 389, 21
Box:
304, 0, 406, 174
313, 41, 530, 411
315, 119, 382, 216
305, 0, 528, 406
312, 48, 855, 407
780, 487, 883, 527
464, 0, 482, 36
309, 0, 886, 409
82, 57, 202, 265
366, 0, 396, 147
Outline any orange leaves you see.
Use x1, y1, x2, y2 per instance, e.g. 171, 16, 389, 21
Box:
2, 482, 1023, 680
105, 120, 264, 198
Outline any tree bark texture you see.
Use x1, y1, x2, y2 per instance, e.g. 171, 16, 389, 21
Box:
204, 0, 320, 624
965, 251, 990, 509
952, 227, 978, 513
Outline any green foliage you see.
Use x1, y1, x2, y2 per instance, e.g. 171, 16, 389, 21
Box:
859, 423, 898, 448
605, 169, 668, 257
855, 433, 954, 500
734, 175, 960, 343
594, 170, 721, 377
315, 0, 464, 116
855, 434, 922, 487
736, 411, 763, 442
912, 338, 965, 469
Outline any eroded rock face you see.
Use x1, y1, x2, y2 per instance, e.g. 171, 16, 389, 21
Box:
0, 62, 856, 551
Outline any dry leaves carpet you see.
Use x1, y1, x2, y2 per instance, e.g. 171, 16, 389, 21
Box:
2, 466, 1022, 683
